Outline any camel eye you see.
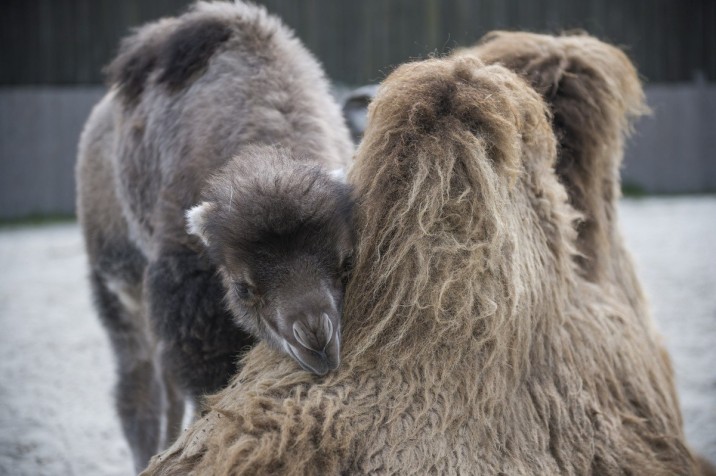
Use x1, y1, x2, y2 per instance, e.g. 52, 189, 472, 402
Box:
339, 254, 354, 284
341, 254, 354, 272
234, 282, 254, 301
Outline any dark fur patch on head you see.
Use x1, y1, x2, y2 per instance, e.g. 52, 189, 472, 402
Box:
157, 17, 232, 92
408, 80, 458, 134
106, 14, 232, 106
199, 147, 355, 294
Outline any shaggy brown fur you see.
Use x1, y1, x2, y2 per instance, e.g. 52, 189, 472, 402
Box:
456, 31, 648, 287
143, 53, 697, 474
459, 30, 711, 476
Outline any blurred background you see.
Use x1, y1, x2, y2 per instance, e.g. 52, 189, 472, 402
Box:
0, 1, 714, 474
1, 0, 715, 220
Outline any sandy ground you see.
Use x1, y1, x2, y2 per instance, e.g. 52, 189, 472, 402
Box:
0, 197, 714, 475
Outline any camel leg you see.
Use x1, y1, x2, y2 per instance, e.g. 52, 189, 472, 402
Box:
90, 269, 163, 473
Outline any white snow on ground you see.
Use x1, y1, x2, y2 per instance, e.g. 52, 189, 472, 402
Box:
0, 197, 714, 475
0, 224, 133, 476
620, 197, 716, 462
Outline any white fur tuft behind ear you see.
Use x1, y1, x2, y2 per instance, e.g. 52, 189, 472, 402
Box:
186, 202, 214, 246
329, 168, 347, 183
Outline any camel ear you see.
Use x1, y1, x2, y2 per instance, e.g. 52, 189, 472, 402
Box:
186, 201, 215, 246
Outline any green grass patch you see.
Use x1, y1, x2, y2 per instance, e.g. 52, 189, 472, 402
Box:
0, 213, 76, 229
621, 181, 648, 197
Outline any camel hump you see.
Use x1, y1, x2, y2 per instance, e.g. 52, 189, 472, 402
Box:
105, 13, 233, 106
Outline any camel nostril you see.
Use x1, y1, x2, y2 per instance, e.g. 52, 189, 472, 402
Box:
292, 314, 336, 353
293, 321, 314, 351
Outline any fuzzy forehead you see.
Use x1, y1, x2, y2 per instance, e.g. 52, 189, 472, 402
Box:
201, 146, 355, 264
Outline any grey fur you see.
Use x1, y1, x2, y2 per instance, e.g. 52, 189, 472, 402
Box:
76, 1, 353, 472
192, 147, 354, 376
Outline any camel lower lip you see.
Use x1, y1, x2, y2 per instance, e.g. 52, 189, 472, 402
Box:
285, 342, 329, 376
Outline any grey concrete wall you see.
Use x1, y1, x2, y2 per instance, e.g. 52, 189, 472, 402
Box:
0, 87, 105, 220
623, 81, 716, 194
0, 83, 714, 220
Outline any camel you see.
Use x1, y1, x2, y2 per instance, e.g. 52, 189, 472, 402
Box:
76, 2, 353, 471
143, 49, 696, 474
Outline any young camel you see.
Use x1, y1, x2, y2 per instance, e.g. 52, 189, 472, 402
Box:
77, 2, 353, 471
